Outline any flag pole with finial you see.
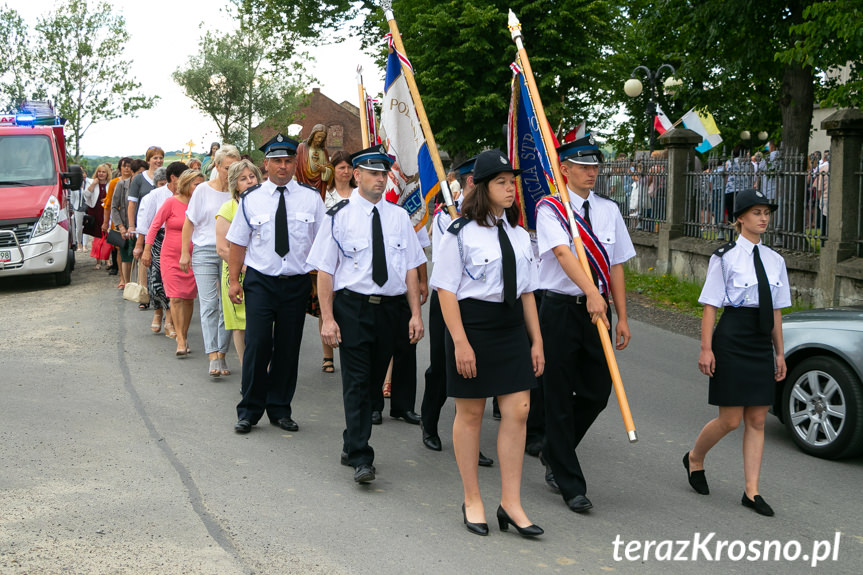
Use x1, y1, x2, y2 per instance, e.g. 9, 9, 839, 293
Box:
508, 9, 637, 443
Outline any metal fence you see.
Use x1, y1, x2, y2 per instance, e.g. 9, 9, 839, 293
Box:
857, 152, 863, 258
682, 151, 828, 252
594, 156, 668, 233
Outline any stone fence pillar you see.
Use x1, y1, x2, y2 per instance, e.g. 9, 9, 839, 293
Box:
817, 108, 863, 306
655, 128, 702, 273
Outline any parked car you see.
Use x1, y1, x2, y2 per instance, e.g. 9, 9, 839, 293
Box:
0, 100, 81, 286
773, 307, 863, 459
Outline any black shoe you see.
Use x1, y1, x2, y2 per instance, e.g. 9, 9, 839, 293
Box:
683, 451, 709, 495
525, 441, 542, 457
566, 494, 593, 513
234, 419, 251, 434
371, 411, 383, 425
354, 464, 375, 484
540, 453, 560, 493
423, 433, 442, 452
478, 452, 494, 467
271, 418, 299, 432
497, 505, 543, 537
107, 268, 118, 276
462, 503, 489, 536
741, 493, 774, 516
341, 452, 376, 473
492, 400, 501, 420
390, 410, 421, 425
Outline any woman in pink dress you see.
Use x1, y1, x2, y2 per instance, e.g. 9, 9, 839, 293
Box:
143, 170, 204, 357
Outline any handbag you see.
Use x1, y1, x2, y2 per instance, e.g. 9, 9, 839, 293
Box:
106, 229, 125, 248
90, 235, 113, 260
123, 261, 149, 304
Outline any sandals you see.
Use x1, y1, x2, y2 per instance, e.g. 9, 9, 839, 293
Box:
151, 322, 162, 333
176, 347, 187, 358
209, 359, 221, 378
382, 380, 392, 398
165, 323, 177, 339
139, 303, 150, 310
322, 357, 335, 373
219, 357, 231, 376
94, 264, 102, 270
117, 283, 126, 289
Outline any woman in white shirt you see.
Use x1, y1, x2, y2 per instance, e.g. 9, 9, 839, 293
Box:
430, 150, 544, 538
180, 144, 240, 377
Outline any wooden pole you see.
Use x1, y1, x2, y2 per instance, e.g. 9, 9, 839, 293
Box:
357, 66, 370, 148
509, 10, 637, 443
381, 1, 457, 220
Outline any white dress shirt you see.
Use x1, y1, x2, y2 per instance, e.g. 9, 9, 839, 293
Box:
698, 235, 791, 309
227, 179, 325, 276
536, 190, 635, 295
430, 216, 538, 302
136, 185, 173, 237
306, 189, 426, 296
186, 181, 231, 246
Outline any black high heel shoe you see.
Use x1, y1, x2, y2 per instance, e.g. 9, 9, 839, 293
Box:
462, 503, 489, 536
496, 505, 544, 537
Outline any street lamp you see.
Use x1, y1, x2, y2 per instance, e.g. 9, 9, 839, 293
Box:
624, 64, 679, 152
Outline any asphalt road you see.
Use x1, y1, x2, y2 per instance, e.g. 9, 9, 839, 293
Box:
1, 254, 861, 574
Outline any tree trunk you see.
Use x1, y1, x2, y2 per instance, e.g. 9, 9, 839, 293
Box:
779, 64, 814, 157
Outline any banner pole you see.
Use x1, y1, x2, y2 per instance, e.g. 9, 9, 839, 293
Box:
357, 66, 370, 148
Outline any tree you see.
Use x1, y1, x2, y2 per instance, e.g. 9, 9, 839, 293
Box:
34, 0, 158, 160
776, 0, 863, 110
355, 0, 621, 160
0, 5, 41, 111
173, 27, 309, 154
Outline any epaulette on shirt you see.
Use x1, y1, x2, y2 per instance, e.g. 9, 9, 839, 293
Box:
239, 183, 262, 199
714, 241, 735, 257
447, 216, 467, 235
327, 198, 349, 217
298, 182, 318, 193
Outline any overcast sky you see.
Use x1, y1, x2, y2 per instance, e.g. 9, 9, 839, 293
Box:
16, 0, 384, 157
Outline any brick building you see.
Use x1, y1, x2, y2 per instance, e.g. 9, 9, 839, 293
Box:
254, 88, 362, 158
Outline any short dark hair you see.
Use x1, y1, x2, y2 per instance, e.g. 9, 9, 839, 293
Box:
166, 161, 188, 182
461, 179, 519, 228
130, 159, 148, 172
328, 150, 356, 190
118, 157, 133, 169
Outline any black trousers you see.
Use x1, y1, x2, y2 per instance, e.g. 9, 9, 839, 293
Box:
334, 290, 404, 467
526, 290, 546, 446
420, 290, 447, 435
373, 298, 417, 415
236, 268, 310, 423
540, 294, 612, 500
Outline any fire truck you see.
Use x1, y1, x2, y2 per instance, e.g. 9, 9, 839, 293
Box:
0, 101, 82, 286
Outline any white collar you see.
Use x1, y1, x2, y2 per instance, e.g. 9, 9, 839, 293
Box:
735, 234, 761, 255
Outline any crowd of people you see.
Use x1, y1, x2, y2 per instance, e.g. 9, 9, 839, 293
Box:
69, 130, 791, 536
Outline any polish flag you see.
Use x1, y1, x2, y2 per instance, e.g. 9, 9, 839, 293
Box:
654, 105, 673, 135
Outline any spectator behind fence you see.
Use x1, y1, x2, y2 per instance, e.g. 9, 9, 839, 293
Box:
181, 143, 241, 377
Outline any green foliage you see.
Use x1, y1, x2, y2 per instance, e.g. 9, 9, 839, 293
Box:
776, 0, 863, 109
173, 23, 310, 155
0, 5, 43, 110
355, 0, 619, 160
625, 267, 706, 318
33, 0, 158, 161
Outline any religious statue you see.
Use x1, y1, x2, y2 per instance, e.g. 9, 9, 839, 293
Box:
295, 124, 334, 197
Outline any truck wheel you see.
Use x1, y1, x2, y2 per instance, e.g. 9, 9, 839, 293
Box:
55, 250, 73, 286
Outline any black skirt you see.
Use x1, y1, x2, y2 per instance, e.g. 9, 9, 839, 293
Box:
709, 307, 775, 406
445, 298, 536, 399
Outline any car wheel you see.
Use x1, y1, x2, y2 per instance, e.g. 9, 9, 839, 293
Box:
55, 250, 73, 287
782, 356, 863, 459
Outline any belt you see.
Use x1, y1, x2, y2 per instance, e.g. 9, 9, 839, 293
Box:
340, 288, 405, 305
544, 291, 588, 304
276, 273, 308, 280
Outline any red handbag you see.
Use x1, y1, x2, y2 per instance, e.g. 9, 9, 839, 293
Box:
90, 234, 113, 260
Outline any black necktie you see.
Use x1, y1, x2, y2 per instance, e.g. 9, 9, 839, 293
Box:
275, 186, 289, 257
583, 200, 592, 228
753, 245, 774, 334
372, 206, 388, 287
498, 220, 516, 307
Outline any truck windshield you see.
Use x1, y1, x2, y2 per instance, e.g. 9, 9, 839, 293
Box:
0, 135, 56, 187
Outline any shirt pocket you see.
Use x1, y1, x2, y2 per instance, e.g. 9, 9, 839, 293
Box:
466, 246, 500, 281
592, 224, 616, 263
290, 212, 316, 250
341, 237, 369, 266
731, 272, 758, 305
250, 214, 271, 242
387, 237, 408, 277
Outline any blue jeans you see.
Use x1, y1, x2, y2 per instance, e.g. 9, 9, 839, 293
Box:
192, 244, 229, 354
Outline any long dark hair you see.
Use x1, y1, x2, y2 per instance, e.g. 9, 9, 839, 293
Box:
461, 177, 519, 228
